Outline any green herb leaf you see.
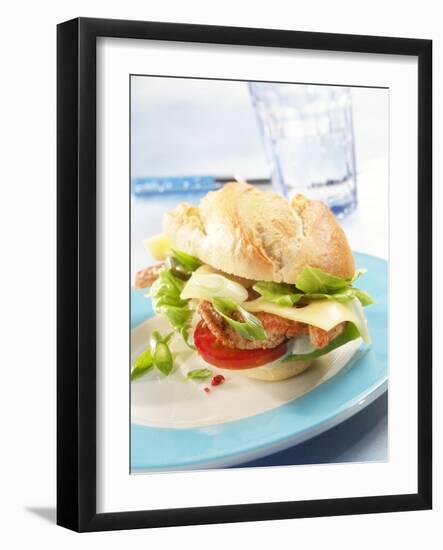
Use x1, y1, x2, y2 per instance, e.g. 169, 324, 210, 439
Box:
153, 342, 173, 376
186, 368, 213, 380
172, 249, 202, 272
284, 322, 361, 362
131, 349, 154, 380
212, 297, 267, 341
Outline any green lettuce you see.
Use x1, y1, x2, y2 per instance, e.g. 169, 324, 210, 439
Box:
253, 282, 303, 307
253, 267, 373, 307
295, 267, 366, 294
149, 267, 194, 346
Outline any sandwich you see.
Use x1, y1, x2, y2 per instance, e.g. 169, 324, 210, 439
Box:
135, 182, 373, 381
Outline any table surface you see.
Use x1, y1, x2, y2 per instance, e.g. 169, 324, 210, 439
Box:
130, 81, 388, 467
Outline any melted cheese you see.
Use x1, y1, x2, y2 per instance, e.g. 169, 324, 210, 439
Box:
243, 297, 370, 344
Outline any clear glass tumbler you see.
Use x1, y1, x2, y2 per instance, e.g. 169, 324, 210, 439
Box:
249, 82, 357, 217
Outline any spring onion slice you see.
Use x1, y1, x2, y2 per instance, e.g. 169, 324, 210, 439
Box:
212, 297, 267, 341
181, 272, 248, 303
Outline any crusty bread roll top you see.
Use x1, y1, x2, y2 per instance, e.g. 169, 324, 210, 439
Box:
163, 182, 355, 284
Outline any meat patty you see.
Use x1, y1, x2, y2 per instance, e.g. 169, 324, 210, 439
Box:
134, 263, 164, 289
198, 300, 346, 350
199, 300, 286, 350
309, 323, 345, 349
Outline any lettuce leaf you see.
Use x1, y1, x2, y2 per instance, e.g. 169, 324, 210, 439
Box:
295, 266, 365, 294
300, 287, 373, 306
253, 267, 373, 307
283, 322, 361, 361
149, 268, 194, 346
332, 287, 373, 307
252, 282, 303, 307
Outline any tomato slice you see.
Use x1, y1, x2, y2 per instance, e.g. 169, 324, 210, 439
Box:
194, 321, 288, 370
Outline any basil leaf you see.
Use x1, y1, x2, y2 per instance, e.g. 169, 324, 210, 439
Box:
253, 281, 303, 307
131, 349, 154, 380
284, 322, 361, 361
172, 249, 202, 272
153, 342, 173, 376
186, 368, 213, 380
212, 297, 267, 341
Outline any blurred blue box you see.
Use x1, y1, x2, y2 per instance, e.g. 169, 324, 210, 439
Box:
131, 175, 221, 197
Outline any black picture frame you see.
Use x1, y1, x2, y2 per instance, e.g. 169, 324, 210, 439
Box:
57, 17, 432, 532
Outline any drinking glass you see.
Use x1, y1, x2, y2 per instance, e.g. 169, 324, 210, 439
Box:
249, 83, 357, 217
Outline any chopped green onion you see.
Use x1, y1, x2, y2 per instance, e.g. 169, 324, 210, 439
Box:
186, 368, 213, 380
153, 342, 173, 376
150, 330, 174, 352
131, 349, 154, 380
181, 272, 248, 303
212, 297, 267, 341
284, 322, 361, 361
172, 249, 202, 272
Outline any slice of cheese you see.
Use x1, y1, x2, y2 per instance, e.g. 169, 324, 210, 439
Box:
243, 297, 370, 344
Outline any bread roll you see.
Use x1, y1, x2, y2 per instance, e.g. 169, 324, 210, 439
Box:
236, 358, 313, 381
163, 182, 355, 284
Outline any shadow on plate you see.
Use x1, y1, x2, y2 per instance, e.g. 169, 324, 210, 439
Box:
235, 391, 388, 468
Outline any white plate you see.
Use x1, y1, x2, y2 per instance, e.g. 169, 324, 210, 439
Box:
131, 315, 362, 429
